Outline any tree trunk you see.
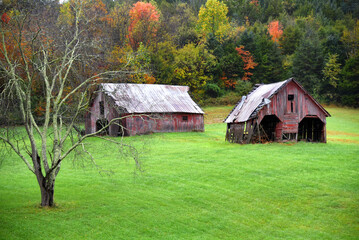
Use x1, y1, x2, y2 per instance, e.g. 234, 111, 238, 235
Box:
40, 183, 54, 207
35, 170, 56, 207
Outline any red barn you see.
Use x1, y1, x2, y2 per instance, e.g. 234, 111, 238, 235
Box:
85, 83, 204, 136
225, 78, 330, 143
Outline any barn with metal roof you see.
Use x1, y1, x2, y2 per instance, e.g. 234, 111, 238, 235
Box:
225, 78, 330, 144
85, 83, 204, 136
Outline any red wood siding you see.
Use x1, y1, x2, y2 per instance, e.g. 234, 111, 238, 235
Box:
124, 113, 204, 136
257, 81, 327, 140
85, 92, 204, 136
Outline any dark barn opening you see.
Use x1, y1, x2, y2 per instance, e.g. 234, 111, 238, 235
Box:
298, 117, 324, 142
260, 115, 281, 141
117, 118, 128, 136
96, 118, 109, 135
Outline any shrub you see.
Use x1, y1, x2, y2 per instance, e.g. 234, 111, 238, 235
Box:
205, 83, 224, 98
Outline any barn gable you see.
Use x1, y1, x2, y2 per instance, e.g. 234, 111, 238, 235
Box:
85, 83, 204, 136
225, 78, 330, 144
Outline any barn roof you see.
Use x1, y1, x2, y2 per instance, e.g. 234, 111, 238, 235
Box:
100, 83, 204, 114
224, 78, 330, 123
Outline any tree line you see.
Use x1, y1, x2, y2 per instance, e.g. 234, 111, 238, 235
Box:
1, 0, 358, 110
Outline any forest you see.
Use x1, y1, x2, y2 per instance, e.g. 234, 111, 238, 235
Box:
0, 0, 358, 114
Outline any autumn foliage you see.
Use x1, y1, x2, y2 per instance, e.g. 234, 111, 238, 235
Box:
128, 1, 160, 50
1, 12, 10, 24
236, 45, 258, 81
221, 74, 237, 89
197, 0, 231, 43
268, 20, 283, 43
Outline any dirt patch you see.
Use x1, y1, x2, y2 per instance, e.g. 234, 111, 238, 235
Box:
328, 138, 359, 144
327, 130, 359, 137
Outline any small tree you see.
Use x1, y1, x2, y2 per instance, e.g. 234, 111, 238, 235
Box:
235, 45, 258, 81
197, 0, 231, 43
0, 2, 139, 207
128, 1, 160, 51
268, 20, 283, 43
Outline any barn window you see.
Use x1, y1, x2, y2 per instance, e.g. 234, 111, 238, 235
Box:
182, 116, 188, 121
288, 94, 295, 113
99, 101, 104, 115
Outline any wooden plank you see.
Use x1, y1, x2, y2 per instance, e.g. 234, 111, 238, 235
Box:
238, 123, 244, 143
246, 120, 255, 144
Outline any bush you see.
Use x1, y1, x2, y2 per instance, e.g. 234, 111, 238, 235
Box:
202, 91, 243, 106
205, 83, 224, 98
235, 80, 253, 96
201, 81, 253, 106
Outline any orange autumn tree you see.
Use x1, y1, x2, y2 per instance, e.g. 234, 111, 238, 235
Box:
235, 45, 258, 81
268, 20, 283, 43
128, 1, 160, 51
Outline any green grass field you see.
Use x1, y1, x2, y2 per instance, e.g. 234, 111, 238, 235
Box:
0, 106, 358, 239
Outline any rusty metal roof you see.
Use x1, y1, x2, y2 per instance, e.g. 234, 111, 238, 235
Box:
225, 78, 330, 123
225, 80, 287, 123
100, 83, 204, 114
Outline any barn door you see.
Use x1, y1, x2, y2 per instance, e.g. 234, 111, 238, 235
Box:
259, 115, 281, 141
117, 116, 128, 136
96, 118, 109, 135
298, 117, 324, 142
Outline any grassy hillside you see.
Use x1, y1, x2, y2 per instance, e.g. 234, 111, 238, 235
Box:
0, 106, 358, 239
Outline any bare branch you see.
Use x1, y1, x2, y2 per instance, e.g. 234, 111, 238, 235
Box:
0, 135, 35, 173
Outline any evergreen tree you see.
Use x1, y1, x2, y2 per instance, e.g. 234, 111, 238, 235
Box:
339, 54, 359, 107
320, 53, 341, 102
292, 29, 324, 96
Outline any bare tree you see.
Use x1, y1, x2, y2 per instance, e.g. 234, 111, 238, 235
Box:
0, 1, 139, 207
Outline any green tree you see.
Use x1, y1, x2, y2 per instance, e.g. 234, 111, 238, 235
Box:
341, 20, 359, 58
263, 0, 284, 22
292, 29, 324, 95
197, 0, 231, 43
150, 40, 177, 85
323, 53, 341, 89
239, 24, 286, 84
225, 0, 262, 25
173, 43, 216, 96
170, 3, 199, 47
279, 25, 301, 55
105, 2, 131, 47
339, 54, 359, 107
320, 53, 341, 102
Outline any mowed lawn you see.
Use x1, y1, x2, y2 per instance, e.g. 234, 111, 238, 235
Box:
0, 106, 358, 239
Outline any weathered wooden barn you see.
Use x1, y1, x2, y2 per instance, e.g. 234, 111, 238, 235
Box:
225, 78, 330, 144
85, 83, 204, 136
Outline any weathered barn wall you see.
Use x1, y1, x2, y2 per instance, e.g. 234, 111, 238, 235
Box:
85, 91, 204, 137
225, 79, 329, 144
256, 81, 327, 142
124, 113, 204, 136
85, 92, 119, 136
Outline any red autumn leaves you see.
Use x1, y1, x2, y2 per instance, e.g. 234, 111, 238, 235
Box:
268, 20, 283, 43
234, 20, 282, 81
128, 2, 160, 50
1, 12, 10, 24
236, 46, 258, 81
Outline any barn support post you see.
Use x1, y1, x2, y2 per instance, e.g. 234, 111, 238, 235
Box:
225, 124, 230, 142
238, 123, 244, 143
257, 119, 260, 143
246, 120, 255, 144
